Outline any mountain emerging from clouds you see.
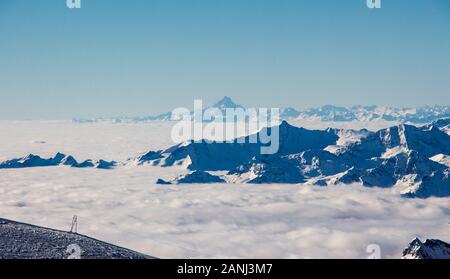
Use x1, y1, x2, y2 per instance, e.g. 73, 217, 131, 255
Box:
73, 96, 450, 124
139, 119, 450, 198
402, 238, 450, 259
0, 153, 117, 170
5, 116, 450, 198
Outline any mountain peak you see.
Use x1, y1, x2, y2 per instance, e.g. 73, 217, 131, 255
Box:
212, 96, 242, 109
402, 238, 450, 259
280, 120, 290, 127
278, 120, 296, 131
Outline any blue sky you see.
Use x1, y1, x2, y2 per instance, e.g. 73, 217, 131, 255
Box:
0, 0, 449, 119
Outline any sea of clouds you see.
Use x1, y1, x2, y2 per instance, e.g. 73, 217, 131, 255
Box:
0, 120, 449, 259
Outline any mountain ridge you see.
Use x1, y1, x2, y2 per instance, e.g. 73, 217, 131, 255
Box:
72, 97, 450, 124
402, 238, 450, 259
2, 119, 449, 198
144, 120, 450, 198
0, 218, 155, 259
0, 153, 117, 170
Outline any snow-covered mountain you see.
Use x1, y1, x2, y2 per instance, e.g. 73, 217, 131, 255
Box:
142, 119, 450, 198
72, 97, 450, 124
424, 117, 450, 135
402, 238, 450, 259
211, 96, 244, 111
296, 105, 450, 123
279, 107, 301, 120
73, 96, 246, 123
3, 117, 450, 198
135, 121, 340, 171
0, 153, 117, 169
140, 96, 245, 121
157, 171, 226, 184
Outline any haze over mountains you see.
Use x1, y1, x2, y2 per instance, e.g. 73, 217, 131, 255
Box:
73, 96, 450, 124
4, 98, 450, 198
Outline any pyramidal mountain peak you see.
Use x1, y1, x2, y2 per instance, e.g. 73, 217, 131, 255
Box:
211, 96, 243, 109
72, 95, 450, 124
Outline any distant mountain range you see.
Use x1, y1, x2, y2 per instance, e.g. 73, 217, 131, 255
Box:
73, 96, 450, 124
0, 153, 117, 170
3, 118, 450, 198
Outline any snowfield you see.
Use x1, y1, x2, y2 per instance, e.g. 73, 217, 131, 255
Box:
1, 120, 450, 258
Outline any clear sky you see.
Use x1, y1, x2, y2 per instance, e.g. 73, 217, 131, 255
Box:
0, 0, 449, 119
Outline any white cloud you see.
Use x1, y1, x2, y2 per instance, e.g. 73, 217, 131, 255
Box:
0, 121, 449, 259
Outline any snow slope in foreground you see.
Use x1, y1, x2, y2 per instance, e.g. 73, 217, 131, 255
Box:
0, 218, 154, 259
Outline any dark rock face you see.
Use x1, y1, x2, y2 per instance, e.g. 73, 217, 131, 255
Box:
229, 155, 306, 184
0, 153, 117, 170
147, 121, 339, 171
0, 153, 65, 169
95, 160, 117, 169
156, 178, 172, 185
402, 238, 450, 259
175, 171, 225, 184
136, 151, 164, 165
148, 120, 450, 198
0, 218, 155, 259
